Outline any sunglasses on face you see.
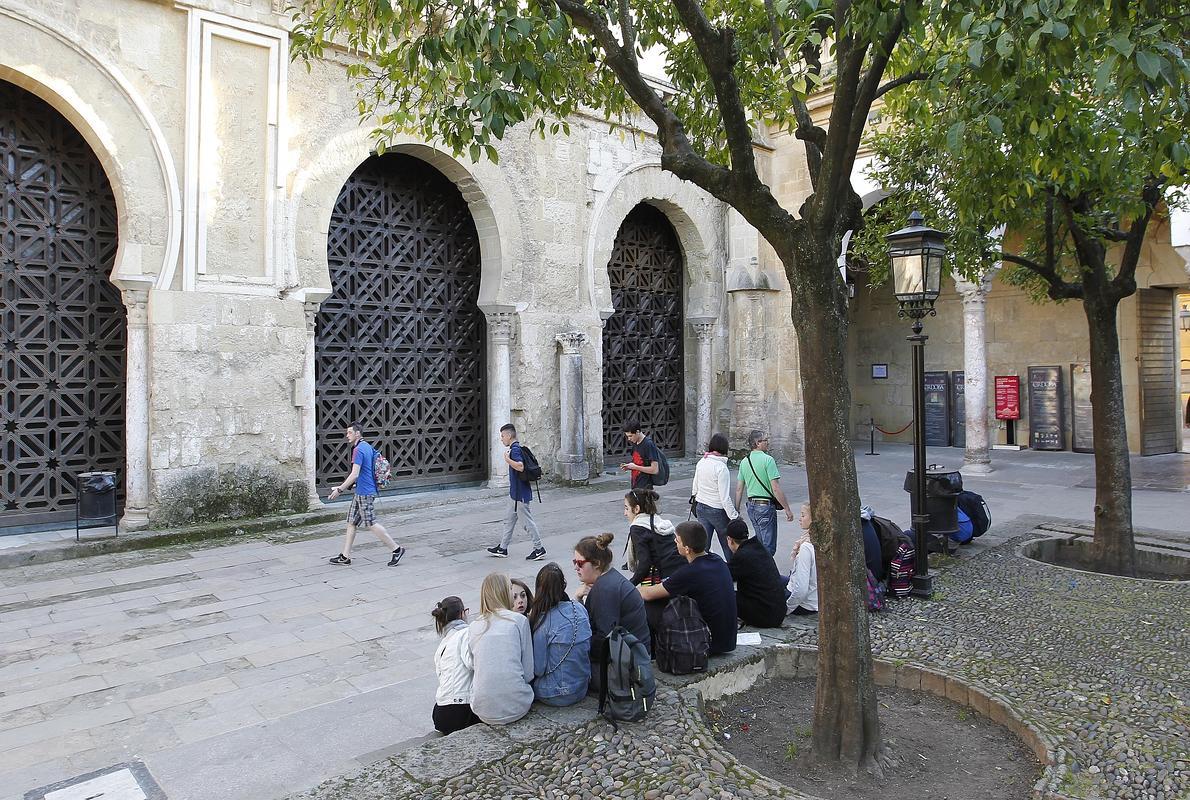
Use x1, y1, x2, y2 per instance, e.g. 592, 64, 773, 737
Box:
573, 558, 590, 569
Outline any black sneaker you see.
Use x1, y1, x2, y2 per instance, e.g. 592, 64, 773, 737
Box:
486, 546, 508, 558
329, 554, 351, 566
388, 547, 405, 567
526, 547, 546, 562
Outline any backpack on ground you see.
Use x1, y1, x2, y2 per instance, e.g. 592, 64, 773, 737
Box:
872, 515, 905, 577
887, 535, 916, 599
956, 490, 991, 538
599, 626, 656, 727
866, 569, 886, 612
373, 452, 392, 489
655, 595, 710, 675
951, 508, 974, 544
651, 442, 671, 487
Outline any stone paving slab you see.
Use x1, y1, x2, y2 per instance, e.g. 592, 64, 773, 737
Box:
0, 447, 1186, 800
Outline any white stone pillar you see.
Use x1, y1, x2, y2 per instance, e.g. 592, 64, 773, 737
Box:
955, 270, 998, 474
486, 311, 516, 488
555, 331, 590, 483
302, 302, 323, 506
119, 286, 151, 531
689, 315, 717, 450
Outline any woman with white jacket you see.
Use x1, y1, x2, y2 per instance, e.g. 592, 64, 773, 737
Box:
430, 596, 479, 735
691, 433, 740, 562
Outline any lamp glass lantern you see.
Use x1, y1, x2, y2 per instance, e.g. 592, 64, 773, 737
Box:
886, 211, 948, 318
1180, 304, 1190, 332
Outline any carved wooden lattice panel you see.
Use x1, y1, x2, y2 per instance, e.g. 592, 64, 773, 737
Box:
316, 155, 486, 491
0, 82, 126, 526
602, 204, 685, 458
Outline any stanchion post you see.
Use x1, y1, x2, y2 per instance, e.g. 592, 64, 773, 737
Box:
867, 418, 879, 455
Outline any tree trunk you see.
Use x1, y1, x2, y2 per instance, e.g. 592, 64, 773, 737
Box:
1082, 294, 1137, 576
783, 233, 883, 774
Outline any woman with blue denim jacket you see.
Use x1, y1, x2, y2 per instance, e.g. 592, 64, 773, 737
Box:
527, 563, 592, 707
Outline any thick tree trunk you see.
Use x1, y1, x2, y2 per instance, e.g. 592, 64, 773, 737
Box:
1082, 295, 1137, 576
782, 233, 883, 774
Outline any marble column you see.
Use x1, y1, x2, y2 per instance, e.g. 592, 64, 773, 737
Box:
486, 311, 516, 488
955, 270, 998, 474
555, 331, 590, 483
302, 302, 323, 505
118, 286, 151, 531
689, 315, 717, 450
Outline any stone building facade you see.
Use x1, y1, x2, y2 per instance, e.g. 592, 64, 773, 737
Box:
2, 0, 798, 532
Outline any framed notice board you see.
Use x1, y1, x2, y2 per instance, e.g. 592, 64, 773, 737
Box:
1070, 363, 1094, 453
923, 371, 951, 447
951, 370, 966, 449
1028, 365, 1065, 450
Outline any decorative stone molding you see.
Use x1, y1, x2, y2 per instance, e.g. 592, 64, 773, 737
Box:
555, 330, 588, 354
487, 311, 517, 345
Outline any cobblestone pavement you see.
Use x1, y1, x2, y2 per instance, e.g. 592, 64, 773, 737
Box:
291, 527, 1188, 800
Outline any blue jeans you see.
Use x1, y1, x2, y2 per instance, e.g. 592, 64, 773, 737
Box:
746, 500, 778, 556
695, 503, 734, 562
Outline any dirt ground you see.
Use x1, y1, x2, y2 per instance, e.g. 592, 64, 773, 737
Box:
705, 677, 1041, 800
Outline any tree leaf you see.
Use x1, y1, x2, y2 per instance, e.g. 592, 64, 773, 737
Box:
946, 120, 966, 152
967, 40, 984, 67
987, 114, 1003, 135
1135, 51, 1161, 80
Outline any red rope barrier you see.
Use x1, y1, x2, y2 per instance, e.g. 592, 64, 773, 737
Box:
872, 419, 913, 436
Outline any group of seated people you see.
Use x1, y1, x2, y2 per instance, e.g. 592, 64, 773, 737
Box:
431, 489, 823, 735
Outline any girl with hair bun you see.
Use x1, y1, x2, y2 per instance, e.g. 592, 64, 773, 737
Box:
430, 596, 479, 734
573, 533, 650, 692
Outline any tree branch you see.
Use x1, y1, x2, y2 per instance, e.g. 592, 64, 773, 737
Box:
874, 70, 929, 99
1000, 252, 1084, 300
1112, 177, 1165, 294
762, 0, 824, 187
616, 0, 636, 65
665, 0, 761, 185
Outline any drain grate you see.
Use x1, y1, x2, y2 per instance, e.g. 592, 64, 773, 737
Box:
24, 762, 165, 800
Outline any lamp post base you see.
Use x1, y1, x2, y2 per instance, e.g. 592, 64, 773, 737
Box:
910, 572, 935, 599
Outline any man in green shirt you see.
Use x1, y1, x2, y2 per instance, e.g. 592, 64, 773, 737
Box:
734, 430, 794, 555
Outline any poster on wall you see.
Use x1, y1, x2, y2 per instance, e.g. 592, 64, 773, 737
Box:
951, 370, 966, 449
1071, 363, 1094, 453
995, 375, 1021, 420
923, 371, 951, 447
1028, 365, 1065, 450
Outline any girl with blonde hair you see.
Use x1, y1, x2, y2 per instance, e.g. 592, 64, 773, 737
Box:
784, 503, 819, 615
468, 572, 535, 724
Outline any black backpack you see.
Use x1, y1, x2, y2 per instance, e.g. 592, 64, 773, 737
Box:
649, 438, 670, 487
517, 444, 544, 481
871, 515, 906, 576
956, 490, 991, 537
655, 595, 710, 675
599, 626, 656, 726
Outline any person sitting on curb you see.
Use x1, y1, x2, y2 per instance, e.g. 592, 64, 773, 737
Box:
638, 521, 737, 655
468, 573, 535, 725
430, 596, 479, 735
510, 578, 533, 615
527, 563, 592, 707
573, 533, 650, 692
785, 503, 819, 616
724, 519, 787, 628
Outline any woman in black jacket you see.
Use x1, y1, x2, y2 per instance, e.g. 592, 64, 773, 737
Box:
623, 489, 685, 643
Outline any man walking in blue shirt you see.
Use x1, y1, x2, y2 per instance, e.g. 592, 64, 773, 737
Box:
487, 423, 546, 561
328, 423, 405, 567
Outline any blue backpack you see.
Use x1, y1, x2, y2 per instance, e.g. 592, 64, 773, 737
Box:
950, 508, 974, 544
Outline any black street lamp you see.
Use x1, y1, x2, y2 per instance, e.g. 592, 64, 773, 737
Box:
887, 211, 947, 598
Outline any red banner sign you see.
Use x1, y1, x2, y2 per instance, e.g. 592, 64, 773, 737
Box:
995, 375, 1021, 420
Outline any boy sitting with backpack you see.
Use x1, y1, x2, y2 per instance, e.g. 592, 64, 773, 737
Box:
639, 521, 737, 665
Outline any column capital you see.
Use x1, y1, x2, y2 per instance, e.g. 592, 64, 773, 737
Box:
303, 301, 320, 333
953, 267, 999, 303
689, 316, 716, 342
121, 288, 149, 327
487, 311, 517, 344
555, 330, 588, 354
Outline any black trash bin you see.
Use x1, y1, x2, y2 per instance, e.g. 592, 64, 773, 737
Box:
903, 467, 962, 551
77, 470, 117, 522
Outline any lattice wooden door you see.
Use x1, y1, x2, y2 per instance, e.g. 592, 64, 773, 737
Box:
316, 154, 486, 491
601, 204, 685, 458
0, 82, 125, 528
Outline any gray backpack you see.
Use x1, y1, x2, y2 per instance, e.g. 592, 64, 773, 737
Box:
599, 626, 656, 726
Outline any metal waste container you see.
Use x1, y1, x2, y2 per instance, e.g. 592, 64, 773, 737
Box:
77, 471, 117, 521
903, 467, 962, 546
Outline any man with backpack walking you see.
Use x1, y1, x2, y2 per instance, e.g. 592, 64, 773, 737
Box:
619, 420, 665, 490
327, 423, 405, 567
487, 423, 546, 561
